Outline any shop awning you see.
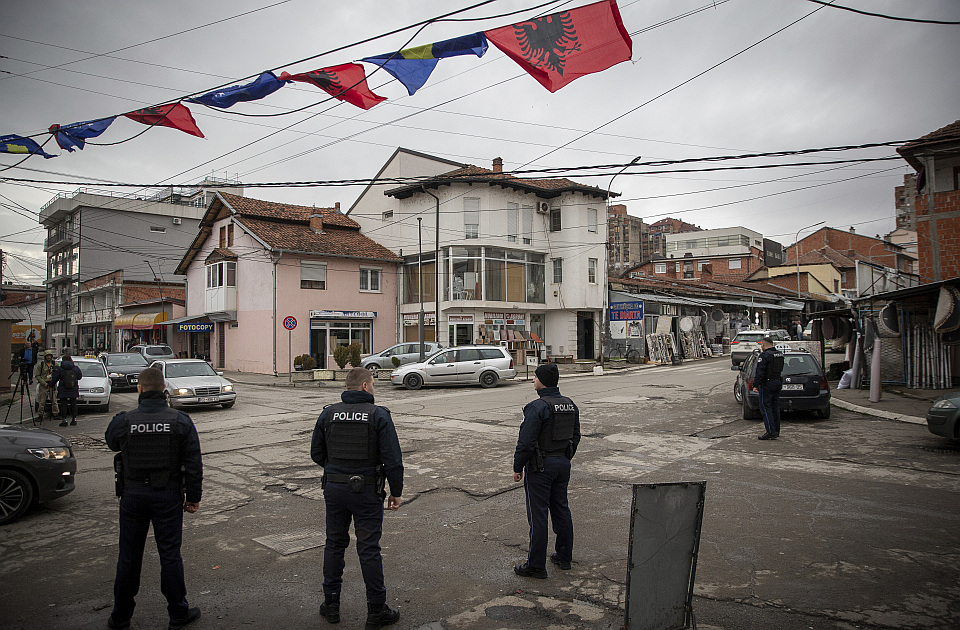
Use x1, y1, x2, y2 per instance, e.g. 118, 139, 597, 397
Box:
113, 313, 140, 329
132, 312, 167, 330
164, 314, 208, 326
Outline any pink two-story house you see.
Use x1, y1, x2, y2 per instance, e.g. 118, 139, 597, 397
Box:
174, 193, 400, 374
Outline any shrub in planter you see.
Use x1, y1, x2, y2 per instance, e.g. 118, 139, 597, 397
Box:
332, 345, 350, 369
293, 354, 316, 370
391, 356, 401, 368
348, 343, 362, 368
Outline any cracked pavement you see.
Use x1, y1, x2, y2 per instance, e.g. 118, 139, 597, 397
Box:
2, 358, 959, 629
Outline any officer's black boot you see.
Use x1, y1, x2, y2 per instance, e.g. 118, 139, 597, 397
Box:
365, 602, 399, 630
319, 592, 341, 624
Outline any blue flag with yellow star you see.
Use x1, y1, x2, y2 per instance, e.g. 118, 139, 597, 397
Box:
362, 32, 488, 95
0, 134, 56, 159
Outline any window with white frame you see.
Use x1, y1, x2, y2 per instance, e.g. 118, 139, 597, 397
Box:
507, 202, 519, 242
588, 258, 597, 283
728, 258, 742, 270
359, 267, 381, 292
552, 258, 563, 283
521, 205, 533, 244
206, 261, 236, 288
550, 204, 561, 232
655, 262, 666, 274
464, 197, 480, 239
587, 207, 598, 233
300, 260, 327, 289
697, 260, 707, 270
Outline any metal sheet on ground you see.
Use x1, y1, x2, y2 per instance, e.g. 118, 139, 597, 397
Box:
625, 481, 706, 630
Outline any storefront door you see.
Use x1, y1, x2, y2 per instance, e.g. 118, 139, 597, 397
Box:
449, 324, 473, 347
310, 328, 328, 369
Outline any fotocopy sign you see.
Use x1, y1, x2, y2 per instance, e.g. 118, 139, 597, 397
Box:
626, 481, 706, 630
176, 323, 214, 333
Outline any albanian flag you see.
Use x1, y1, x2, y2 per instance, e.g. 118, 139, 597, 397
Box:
0, 134, 57, 158
124, 103, 204, 137
361, 32, 488, 96
187, 72, 287, 109
49, 117, 115, 152
279, 64, 386, 110
485, 0, 632, 93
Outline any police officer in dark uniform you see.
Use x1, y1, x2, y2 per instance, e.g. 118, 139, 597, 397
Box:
311, 367, 403, 629
105, 367, 203, 630
513, 363, 580, 578
754, 337, 785, 440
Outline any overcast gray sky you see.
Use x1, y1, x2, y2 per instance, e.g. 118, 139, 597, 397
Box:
1, 0, 958, 284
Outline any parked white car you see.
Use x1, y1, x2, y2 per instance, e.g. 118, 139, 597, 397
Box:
149, 359, 236, 409
391, 345, 516, 390
70, 357, 112, 412
361, 342, 443, 374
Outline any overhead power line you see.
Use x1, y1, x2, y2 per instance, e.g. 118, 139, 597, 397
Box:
804, 0, 960, 25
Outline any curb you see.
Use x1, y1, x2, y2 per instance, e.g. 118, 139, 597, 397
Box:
830, 397, 927, 425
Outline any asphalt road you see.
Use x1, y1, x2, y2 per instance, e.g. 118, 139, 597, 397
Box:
2, 359, 959, 629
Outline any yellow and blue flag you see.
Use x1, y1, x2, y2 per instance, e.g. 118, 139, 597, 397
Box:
362, 32, 488, 95
49, 117, 115, 152
0, 134, 56, 159
187, 72, 287, 109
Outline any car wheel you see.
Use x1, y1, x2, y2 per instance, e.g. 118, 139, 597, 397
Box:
404, 374, 423, 391
742, 396, 760, 420
165, 392, 177, 409
0, 469, 35, 526
734, 381, 743, 404
368, 364, 380, 378
221, 401, 235, 409
99, 403, 109, 413
479, 371, 499, 389
818, 406, 831, 419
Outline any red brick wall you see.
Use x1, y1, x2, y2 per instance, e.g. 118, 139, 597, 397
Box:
917, 191, 960, 281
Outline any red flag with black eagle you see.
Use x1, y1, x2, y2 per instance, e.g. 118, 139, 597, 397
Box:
279, 63, 386, 110
124, 103, 204, 137
485, 0, 632, 93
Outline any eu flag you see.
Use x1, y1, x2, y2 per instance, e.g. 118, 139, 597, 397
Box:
0, 134, 56, 159
49, 117, 115, 152
187, 72, 287, 109
362, 32, 488, 95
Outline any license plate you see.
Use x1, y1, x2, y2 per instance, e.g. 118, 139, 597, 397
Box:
130, 377, 138, 383
782, 384, 803, 391
198, 396, 220, 403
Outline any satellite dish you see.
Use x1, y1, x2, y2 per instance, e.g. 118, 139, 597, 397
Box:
679, 317, 694, 332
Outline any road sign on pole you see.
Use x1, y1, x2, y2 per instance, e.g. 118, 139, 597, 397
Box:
283, 316, 297, 384
283, 316, 297, 330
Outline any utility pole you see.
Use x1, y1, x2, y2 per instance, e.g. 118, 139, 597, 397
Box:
144, 260, 166, 344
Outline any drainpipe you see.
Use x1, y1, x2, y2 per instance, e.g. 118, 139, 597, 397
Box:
422, 187, 441, 346
273, 250, 282, 375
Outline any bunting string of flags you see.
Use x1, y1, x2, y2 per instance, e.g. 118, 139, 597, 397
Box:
0, 0, 631, 162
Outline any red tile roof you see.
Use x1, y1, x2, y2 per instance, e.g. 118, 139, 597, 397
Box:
899, 118, 960, 153
384, 164, 610, 200
238, 217, 400, 261
219, 192, 357, 228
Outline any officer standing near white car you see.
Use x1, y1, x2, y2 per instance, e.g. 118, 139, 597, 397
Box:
104, 367, 203, 630
512, 363, 581, 578
311, 367, 404, 629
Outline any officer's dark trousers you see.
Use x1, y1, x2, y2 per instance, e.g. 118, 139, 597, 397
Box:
323, 482, 386, 604
759, 380, 782, 435
524, 456, 574, 569
113, 485, 190, 621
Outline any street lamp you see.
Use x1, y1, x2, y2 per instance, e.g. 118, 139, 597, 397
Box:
602, 156, 642, 366
144, 259, 165, 344
794, 221, 825, 299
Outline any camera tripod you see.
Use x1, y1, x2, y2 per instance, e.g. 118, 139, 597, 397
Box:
3, 363, 37, 426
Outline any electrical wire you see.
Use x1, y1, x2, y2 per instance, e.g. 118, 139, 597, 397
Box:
803, 0, 960, 25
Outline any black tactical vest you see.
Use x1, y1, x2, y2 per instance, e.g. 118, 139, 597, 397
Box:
324, 402, 380, 468
123, 408, 181, 489
537, 395, 577, 455
760, 349, 785, 382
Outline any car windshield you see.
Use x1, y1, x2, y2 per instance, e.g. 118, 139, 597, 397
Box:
77, 362, 106, 378
736, 333, 765, 343
166, 362, 217, 378
146, 346, 173, 356
782, 355, 820, 376
106, 354, 148, 367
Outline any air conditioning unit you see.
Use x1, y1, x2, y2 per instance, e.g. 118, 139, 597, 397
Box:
536, 202, 550, 214
172, 217, 182, 225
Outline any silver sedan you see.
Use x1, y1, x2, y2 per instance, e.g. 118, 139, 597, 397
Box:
149, 359, 237, 409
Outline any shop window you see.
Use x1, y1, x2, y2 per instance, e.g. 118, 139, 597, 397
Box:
360, 267, 381, 292
300, 260, 327, 290
402, 254, 436, 304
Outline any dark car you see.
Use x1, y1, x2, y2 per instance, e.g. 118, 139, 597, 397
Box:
926, 392, 960, 439
0, 426, 77, 525
732, 348, 831, 420
100, 352, 150, 389
130, 344, 176, 362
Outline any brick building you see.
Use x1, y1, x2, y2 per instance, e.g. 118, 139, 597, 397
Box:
646, 217, 701, 259
608, 204, 649, 272
786, 227, 913, 279
897, 119, 960, 282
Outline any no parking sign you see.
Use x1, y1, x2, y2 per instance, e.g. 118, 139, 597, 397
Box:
284, 316, 297, 383
283, 316, 297, 330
